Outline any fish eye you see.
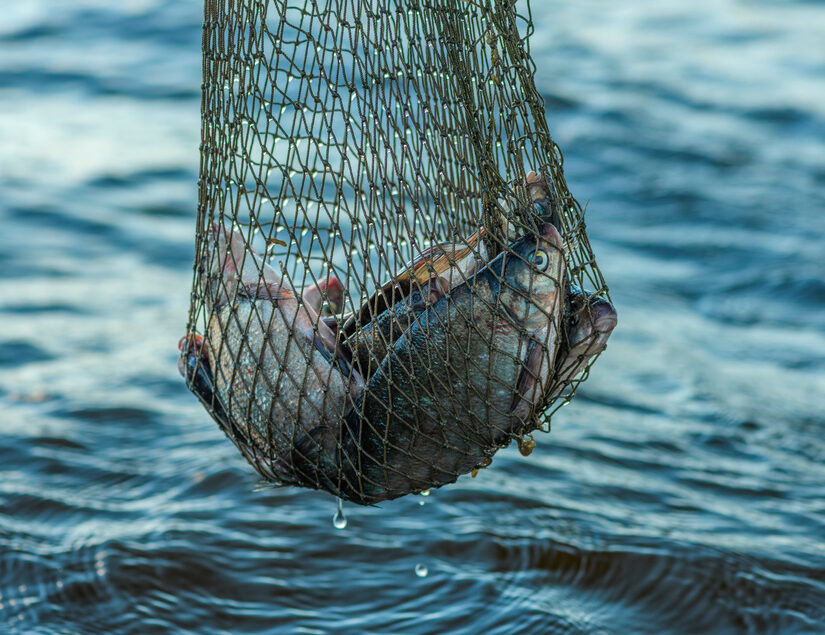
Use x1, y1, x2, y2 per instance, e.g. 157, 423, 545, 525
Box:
529, 249, 550, 271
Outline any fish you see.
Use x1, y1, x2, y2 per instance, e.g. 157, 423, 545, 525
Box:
182, 225, 364, 489
338, 235, 488, 378
182, 170, 601, 502
302, 274, 345, 316
525, 170, 561, 229
335, 222, 566, 504
178, 333, 285, 482
337, 170, 553, 379
549, 288, 617, 400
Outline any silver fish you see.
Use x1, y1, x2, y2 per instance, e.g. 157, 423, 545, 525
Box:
184, 226, 363, 487
302, 274, 345, 316
550, 288, 617, 399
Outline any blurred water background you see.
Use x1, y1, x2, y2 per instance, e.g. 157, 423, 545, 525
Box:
1, 0, 824, 632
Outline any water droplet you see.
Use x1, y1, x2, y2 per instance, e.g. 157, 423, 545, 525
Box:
333, 499, 347, 529
420, 489, 430, 496
415, 564, 428, 577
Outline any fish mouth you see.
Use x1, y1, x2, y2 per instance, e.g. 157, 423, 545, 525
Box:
563, 295, 617, 354
572, 298, 617, 353
590, 298, 618, 335
538, 222, 564, 250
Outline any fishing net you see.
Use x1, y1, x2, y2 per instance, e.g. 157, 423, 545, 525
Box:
181, 0, 613, 505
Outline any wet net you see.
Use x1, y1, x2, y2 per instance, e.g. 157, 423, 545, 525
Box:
181, 0, 613, 505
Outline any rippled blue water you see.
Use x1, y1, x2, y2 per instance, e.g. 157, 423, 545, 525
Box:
2, 1, 824, 632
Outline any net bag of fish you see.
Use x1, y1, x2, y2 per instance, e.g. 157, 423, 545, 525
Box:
179, 0, 616, 505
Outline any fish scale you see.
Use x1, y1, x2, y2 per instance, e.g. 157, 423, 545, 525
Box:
337, 224, 565, 504
208, 294, 362, 487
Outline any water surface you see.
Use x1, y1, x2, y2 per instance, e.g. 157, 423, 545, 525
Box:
1, 0, 824, 632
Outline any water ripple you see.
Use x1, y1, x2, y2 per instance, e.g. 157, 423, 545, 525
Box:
1, 0, 824, 631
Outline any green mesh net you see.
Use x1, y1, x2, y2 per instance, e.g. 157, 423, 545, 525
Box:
180, 0, 614, 505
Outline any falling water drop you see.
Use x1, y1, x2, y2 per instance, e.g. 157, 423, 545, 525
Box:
333, 498, 347, 529
415, 564, 428, 577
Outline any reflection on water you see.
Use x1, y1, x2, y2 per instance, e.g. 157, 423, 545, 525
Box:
1, 0, 824, 632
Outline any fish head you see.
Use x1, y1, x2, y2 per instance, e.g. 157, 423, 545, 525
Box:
200, 223, 286, 310
496, 223, 566, 330
303, 274, 345, 315
524, 171, 561, 229
199, 223, 249, 309
564, 291, 617, 357
556, 289, 617, 381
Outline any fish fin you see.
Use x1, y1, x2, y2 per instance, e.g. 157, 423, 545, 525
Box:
511, 331, 553, 424
239, 282, 293, 302
321, 315, 339, 334
311, 333, 358, 382
347, 283, 402, 338
288, 424, 346, 492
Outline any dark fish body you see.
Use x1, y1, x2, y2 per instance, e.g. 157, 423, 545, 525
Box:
346, 284, 442, 379
337, 224, 565, 504
339, 235, 486, 380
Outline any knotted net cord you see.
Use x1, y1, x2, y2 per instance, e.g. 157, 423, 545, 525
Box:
183, 0, 611, 504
